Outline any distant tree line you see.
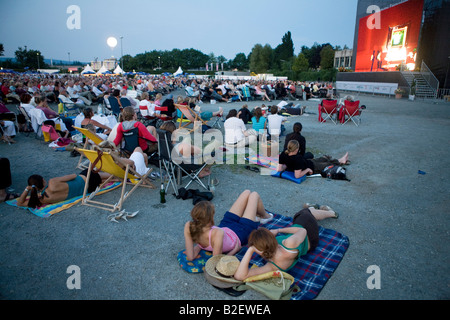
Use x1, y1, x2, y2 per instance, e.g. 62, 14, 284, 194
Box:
1, 32, 347, 80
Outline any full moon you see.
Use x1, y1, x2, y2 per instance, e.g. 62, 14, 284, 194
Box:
107, 37, 118, 49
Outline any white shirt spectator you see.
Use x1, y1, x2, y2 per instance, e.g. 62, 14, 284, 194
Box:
267, 114, 285, 136
224, 117, 246, 144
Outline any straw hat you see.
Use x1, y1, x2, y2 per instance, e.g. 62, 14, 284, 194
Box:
204, 255, 242, 288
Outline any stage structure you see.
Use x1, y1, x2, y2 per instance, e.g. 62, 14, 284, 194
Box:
339, 0, 450, 99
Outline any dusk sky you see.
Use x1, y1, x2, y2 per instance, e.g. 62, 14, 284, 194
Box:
0, 0, 358, 64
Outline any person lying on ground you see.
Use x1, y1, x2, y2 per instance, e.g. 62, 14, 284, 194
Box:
277, 140, 349, 179
16, 170, 111, 208
234, 205, 338, 280
184, 190, 274, 261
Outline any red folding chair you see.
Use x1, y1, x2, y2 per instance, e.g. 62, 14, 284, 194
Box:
139, 103, 157, 126
155, 105, 174, 127
318, 99, 338, 124
340, 100, 362, 126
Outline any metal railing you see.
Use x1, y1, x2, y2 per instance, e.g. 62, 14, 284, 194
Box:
437, 88, 450, 100
420, 61, 439, 98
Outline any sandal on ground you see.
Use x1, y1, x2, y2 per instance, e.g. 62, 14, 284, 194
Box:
256, 212, 274, 224
245, 165, 260, 173
303, 203, 320, 209
1, 192, 20, 203
319, 205, 339, 219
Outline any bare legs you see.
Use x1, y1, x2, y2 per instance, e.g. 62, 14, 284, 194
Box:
229, 190, 272, 221
212, 107, 223, 117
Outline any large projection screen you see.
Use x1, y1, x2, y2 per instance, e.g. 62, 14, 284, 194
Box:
355, 0, 424, 72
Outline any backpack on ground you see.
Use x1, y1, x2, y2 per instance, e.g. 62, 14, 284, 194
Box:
320, 165, 350, 181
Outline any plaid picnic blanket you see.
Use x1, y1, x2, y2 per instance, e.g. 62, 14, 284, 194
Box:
5, 182, 121, 218
236, 212, 350, 300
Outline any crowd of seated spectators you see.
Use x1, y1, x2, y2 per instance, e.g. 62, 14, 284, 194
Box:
182, 78, 335, 104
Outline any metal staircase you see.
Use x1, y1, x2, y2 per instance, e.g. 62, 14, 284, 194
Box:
401, 61, 439, 99
401, 72, 437, 99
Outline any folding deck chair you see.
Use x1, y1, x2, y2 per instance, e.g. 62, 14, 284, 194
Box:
175, 103, 221, 131
175, 103, 207, 132
318, 99, 338, 124
17, 105, 36, 137
72, 126, 105, 169
75, 147, 155, 213
339, 100, 362, 126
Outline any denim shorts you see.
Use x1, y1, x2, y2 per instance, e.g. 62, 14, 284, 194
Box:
218, 211, 259, 246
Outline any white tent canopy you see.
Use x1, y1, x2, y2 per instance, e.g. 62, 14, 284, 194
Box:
96, 65, 110, 75
113, 65, 124, 74
174, 66, 183, 76
81, 64, 95, 74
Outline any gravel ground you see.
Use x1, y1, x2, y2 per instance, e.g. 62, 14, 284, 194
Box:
1, 90, 449, 303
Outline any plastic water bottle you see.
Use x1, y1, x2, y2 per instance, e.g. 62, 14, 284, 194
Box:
160, 184, 166, 203
327, 172, 331, 181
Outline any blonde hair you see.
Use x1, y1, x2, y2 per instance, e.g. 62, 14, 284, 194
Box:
189, 201, 215, 243
159, 121, 176, 133
285, 140, 299, 154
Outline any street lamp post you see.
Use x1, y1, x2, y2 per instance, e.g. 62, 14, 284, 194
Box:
158, 56, 161, 69
37, 52, 40, 70
120, 36, 123, 69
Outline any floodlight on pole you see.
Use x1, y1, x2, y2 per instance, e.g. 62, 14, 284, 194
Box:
107, 37, 118, 59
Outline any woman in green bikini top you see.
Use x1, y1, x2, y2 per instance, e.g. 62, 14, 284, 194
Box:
234, 226, 309, 281
234, 205, 338, 281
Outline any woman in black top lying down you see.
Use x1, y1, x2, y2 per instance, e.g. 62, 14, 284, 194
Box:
277, 140, 349, 179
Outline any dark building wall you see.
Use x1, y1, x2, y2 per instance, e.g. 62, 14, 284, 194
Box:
417, 0, 450, 88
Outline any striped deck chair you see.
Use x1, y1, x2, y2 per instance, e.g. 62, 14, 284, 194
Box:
72, 126, 105, 170
175, 103, 208, 132
75, 147, 155, 213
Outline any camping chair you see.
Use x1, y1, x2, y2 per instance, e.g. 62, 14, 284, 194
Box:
318, 99, 338, 124
18, 106, 40, 138
72, 126, 105, 169
139, 103, 157, 126
154, 105, 174, 127
58, 98, 81, 116
17, 105, 34, 137
158, 128, 210, 192
75, 147, 155, 213
241, 86, 254, 101
340, 100, 362, 126
107, 96, 122, 117
157, 129, 179, 196
119, 97, 132, 108
185, 86, 200, 100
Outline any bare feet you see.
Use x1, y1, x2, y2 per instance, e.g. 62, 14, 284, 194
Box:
338, 152, 349, 165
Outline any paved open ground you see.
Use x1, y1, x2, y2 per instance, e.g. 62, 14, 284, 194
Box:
1, 90, 449, 302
